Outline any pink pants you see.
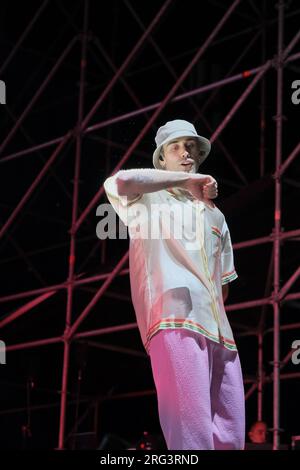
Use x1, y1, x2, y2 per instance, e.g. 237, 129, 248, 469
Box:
149, 329, 245, 450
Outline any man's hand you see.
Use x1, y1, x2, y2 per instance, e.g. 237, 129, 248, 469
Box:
181, 174, 218, 201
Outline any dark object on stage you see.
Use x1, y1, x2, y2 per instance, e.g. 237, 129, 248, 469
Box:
97, 433, 132, 450
291, 435, 300, 450
68, 431, 97, 449
135, 431, 166, 450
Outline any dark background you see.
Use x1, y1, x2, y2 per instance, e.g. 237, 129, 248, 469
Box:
0, 0, 300, 450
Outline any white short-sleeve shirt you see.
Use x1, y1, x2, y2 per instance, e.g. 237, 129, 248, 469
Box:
104, 171, 238, 354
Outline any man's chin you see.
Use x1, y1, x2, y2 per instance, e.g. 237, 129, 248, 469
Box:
187, 165, 197, 174
181, 165, 196, 173
170, 165, 196, 173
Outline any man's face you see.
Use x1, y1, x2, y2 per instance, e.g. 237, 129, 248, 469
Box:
248, 422, 268, 444
160, 137, 200, 173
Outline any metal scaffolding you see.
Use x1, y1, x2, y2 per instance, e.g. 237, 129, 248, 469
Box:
1, 0, 300, 450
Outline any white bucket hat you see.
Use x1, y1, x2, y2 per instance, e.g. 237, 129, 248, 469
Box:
153, 119, 211, 171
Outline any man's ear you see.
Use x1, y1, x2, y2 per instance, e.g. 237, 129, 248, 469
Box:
159, 154, 166, 168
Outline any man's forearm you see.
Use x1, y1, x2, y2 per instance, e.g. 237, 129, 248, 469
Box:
116, 168, 191, 197
222, 284, 229, 303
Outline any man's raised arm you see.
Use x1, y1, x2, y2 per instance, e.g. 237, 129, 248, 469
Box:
115, 168, 217, 201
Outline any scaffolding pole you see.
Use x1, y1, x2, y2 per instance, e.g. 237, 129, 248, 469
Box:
272, 0, 284, 450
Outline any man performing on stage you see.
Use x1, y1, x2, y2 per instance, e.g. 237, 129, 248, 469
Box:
103, 119, 245, 450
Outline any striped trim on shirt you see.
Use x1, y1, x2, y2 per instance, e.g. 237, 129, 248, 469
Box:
145, 318, 237, 354
222, 269, 238, 285
211, 226, 222, 238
